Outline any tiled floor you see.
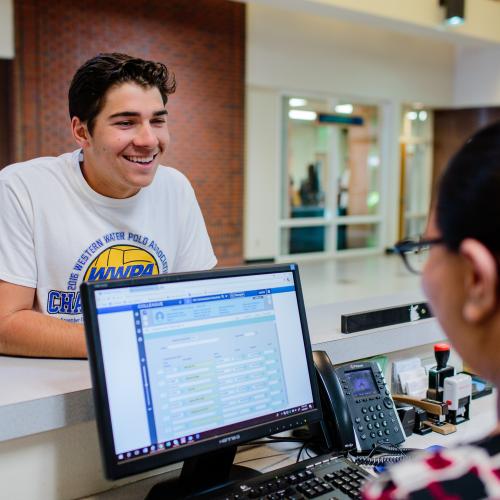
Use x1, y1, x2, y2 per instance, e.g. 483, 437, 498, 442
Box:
298, 253, 422, 308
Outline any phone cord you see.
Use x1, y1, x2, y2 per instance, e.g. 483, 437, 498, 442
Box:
373, 443, 417, 455
348, 454, 407, 466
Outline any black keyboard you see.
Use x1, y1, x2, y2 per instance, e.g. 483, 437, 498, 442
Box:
204, 452, 371, 500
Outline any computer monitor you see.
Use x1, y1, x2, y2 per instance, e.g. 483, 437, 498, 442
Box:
81, 263, 322, 498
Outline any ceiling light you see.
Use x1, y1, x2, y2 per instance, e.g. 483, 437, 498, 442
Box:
289, 110, 317, 121
289, 98, 307, 107
334, 104, 353, 114
418, 111, 428, 121
446, 16, 464, 25
439, 0, 465, 26
407, 111, 418, 121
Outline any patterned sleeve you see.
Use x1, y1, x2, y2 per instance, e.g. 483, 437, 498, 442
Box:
362, 446, 500, 499
362, 474, 398, 499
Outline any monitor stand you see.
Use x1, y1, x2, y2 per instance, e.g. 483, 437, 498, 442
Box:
146, 445, 261, 499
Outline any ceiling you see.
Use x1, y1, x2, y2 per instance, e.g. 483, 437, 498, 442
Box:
242, 0, 500, 47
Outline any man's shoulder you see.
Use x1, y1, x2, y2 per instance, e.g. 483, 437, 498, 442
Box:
154, 165, 193, 191
0, 151, 77, 183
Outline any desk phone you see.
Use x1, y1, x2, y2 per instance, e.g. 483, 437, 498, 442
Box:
314, 351, 405, 452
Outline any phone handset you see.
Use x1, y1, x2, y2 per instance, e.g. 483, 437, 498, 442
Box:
313, 351, 405, 453
312, 351, 356, 452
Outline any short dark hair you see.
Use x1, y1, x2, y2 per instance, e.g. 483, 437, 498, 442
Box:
436, 120, 500, 254
68, 53, 176, 134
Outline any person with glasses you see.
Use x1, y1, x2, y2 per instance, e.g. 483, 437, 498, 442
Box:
363, 121, 500, 499
393, 236, 444, 276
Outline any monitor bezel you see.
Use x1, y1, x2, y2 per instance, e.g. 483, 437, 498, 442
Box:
81, 263, 323, 480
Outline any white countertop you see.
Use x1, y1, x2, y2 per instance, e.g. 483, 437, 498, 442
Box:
0, 356, 90, 406
0, 356, 93, 441
307, 290, 444, 364
0, 291, 444, 443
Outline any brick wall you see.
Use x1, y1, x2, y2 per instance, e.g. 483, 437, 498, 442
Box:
13, 0, 245, 266
0, 60, 13, 169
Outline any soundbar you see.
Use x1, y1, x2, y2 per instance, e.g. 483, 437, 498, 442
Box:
340, 302, 432, 334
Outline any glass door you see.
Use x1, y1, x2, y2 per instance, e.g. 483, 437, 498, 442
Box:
399, 106, 433, 239
281, 96, 330, 255
335, 103, 381, 251
280, 96, 383, 259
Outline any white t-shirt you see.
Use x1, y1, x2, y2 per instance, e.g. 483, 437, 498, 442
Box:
0, 150, 217, 323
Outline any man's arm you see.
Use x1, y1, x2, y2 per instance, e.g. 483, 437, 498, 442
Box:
0, 280, 87, 358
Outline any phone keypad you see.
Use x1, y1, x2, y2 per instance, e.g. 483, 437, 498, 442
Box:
338, 362, 404, 448
354, 402, 401, 442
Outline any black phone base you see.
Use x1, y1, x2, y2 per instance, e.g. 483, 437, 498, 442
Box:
145, 446, 260, 499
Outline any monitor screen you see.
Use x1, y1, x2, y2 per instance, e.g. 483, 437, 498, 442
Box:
81, 264, 322, 483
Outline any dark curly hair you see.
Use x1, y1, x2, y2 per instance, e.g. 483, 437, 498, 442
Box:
68, 53, 176, 135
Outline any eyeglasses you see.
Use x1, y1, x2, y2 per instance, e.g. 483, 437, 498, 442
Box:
393, 236, 444, 275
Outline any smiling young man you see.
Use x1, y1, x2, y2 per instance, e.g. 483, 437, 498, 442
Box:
0, 53, 216, 358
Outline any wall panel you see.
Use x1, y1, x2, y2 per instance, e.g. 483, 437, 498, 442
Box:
433, 108, 500, 194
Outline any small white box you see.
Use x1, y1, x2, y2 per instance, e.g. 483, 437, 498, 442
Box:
443, 373, 472, 410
